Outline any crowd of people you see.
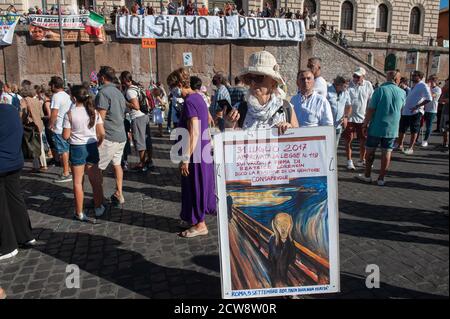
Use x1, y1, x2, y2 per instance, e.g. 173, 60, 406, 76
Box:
2, 2, 319, 29
0, 49, 448, 297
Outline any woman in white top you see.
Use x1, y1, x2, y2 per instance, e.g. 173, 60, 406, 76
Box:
63, 85, 106, 222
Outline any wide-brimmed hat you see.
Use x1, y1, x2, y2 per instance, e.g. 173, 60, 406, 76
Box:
238, 51, 285, 85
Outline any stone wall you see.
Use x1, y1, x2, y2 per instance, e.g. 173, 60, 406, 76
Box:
1, 28, 448, 98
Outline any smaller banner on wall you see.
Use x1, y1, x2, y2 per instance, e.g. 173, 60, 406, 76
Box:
28, 14, 88, 29
0, 15, 19, 46
28, 14, 105, 43
29, 25, 106, 42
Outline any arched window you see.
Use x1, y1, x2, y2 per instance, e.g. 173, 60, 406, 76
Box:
409, 7, 421, 34
304, 0, 317, 14
341, 1, 354, 30
376, 4, 389, 32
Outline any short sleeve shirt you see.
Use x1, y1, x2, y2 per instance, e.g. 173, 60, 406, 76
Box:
63, 105, 103, 145
402, 81, 432, 116
50, 91, 72, 134
348, 80, 374, 123
327, 84, 351, 129
95, 83, 126, 143
125, 86, 145, 120
291, 92, 334, 127
314, 76, 328, 98
368, 82, 406, 138
424, 86, 442, 113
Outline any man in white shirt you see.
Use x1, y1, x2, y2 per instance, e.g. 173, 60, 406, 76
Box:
343, 67, 374, 170
327, 76, 352, 149
421, 75, 442, 147
49, 76, 72, 183
397, 70, 432, 154
307, 57, 327, 98
291, 69, 334, 127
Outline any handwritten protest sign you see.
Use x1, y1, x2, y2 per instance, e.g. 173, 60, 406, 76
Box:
214, 127, 340, 299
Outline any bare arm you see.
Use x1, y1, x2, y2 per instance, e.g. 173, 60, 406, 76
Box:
180, 117, 200, 177
97, 109, 107, 121
62, 127, 71, 140
96, 122, 106, 146
49, 109, 59, 131
127, 97, 140, 111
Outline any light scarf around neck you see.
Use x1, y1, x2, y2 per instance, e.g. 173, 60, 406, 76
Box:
243, 92, 286, 130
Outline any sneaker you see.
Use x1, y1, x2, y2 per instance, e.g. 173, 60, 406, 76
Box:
146, 160, 154, 169
111, 193, 125, 205
403, 148, 414, 155
377, 179, 385, 186
356, 174, 372, 183
94, 205, 105, 218
347, 160, 356, 170
20, 239, 37, 249
0, 249, 18, 261
54, 174, 72, 183
421, 140, 428, 147
356, 160, 366, 167
74, 212, 89, 222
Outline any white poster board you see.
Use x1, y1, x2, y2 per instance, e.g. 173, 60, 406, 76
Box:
183, 52, 193, 67
213, 127, 340, 299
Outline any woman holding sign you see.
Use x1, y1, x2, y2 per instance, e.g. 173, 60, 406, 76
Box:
167, 68, 216, 238
225, 51, 299, 133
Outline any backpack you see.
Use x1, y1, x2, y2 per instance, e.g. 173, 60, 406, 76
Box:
128, 86, 150, 114
237, 100, 292, 129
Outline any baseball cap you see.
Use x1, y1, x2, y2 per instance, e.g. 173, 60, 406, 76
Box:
353, 67, 366, 77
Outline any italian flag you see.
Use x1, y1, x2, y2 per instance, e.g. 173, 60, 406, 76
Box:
85, 11, 105, 36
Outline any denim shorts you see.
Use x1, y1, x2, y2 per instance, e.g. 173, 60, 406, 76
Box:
52, 133, 70, 154
69, 143, 100, 166
365, 135, 396, 152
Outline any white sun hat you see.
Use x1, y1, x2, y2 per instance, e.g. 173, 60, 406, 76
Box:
238, 51, 285, 85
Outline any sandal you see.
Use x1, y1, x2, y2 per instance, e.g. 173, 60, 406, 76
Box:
179, 227, 209, 238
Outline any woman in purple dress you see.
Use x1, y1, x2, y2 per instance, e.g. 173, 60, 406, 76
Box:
167, 68, 216, 238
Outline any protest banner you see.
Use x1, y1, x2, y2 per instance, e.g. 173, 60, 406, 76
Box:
28, 14, 105, 42
213, 127, 340, 299
116, 15, 305, 41
0, 15, 19, 45
28, 14, 88, 29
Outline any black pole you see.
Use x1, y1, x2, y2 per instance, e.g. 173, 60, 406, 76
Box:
57, 0, 68, 88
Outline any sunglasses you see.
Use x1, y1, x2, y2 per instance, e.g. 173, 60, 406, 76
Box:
246, 74, 266, 84
353, 74, 361, 79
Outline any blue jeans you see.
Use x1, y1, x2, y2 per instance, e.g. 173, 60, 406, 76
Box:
424, 112, 436, 141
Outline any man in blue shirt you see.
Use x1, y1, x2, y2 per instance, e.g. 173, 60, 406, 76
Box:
357, 70, 406, 186
327, 76, 352, 149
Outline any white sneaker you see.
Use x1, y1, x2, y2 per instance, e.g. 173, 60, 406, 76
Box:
347, 160, 356, 170
403, 148, 414, 155
95, 205, 105, 217
377, 179, 385, 186
74, 212, 89, 222
356, 174, 372, 183
0, 249, 18, 261
356, 160, 366, 167
421, 140, 428, 147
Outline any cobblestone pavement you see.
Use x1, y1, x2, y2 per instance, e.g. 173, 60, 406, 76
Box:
0, 127, 448, 299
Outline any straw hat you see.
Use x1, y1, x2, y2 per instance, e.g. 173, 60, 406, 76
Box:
238, 51, 285, 85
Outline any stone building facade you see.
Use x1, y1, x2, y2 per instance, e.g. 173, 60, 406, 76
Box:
243, 0, 440, 46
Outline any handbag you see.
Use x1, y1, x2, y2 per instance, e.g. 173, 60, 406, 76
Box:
21, 98, 42, 159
